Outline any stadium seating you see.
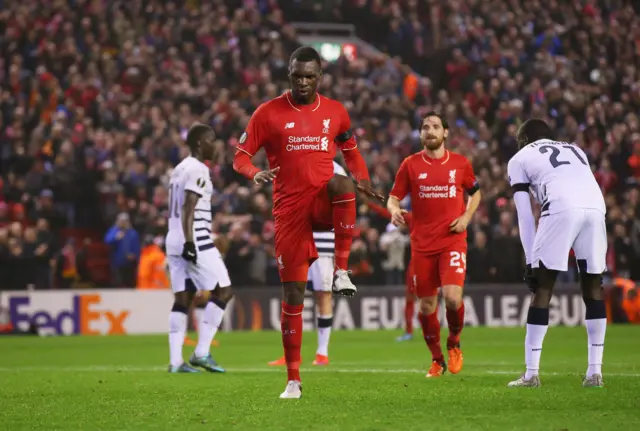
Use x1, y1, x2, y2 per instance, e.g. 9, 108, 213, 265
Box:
0, 0, 638, 288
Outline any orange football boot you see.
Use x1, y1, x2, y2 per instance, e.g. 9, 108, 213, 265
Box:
312, 354, 329, 366
426, 360, 447, 378
268, 356, 286, 366
448, 346, 463, 374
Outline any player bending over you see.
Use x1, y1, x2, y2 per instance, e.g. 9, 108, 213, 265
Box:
366, 201, 416, 341
269, 161, 348, 367
233, 47, 378, 398
165, 124, 233, 373
388, 112, 481, 378
506, 119, 607, 388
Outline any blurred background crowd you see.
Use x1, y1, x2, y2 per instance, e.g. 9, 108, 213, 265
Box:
0, 0, 639, 291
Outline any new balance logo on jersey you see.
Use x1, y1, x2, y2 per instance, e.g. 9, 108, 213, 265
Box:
322, 118, 330, 134
285, 122, 295, 129
418, 173, 428, 179
449, 169, 457, 183
286, 136, 329, 152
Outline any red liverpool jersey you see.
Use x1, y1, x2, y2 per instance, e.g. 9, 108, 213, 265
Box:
390, 150, 478, 255
236, 92, 362, 214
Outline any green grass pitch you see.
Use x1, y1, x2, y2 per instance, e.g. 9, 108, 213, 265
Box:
1, 326, 639, 430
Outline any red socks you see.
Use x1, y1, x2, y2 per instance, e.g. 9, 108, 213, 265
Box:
405, 297, 415, 334
446, 303, 465, 349
332, 192, 356, 270
418, 312, 443, 362
281, 302, 303, 381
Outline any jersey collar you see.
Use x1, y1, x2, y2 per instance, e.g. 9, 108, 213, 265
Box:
285, 91, 322, 112
421, 150, 450, 165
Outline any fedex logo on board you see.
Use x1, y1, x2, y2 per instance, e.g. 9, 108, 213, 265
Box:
9, 294, 130, 335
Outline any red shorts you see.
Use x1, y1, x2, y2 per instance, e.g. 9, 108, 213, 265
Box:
406, 259, 416, 296
274, 185, 333, 282
412, 242, 467, 298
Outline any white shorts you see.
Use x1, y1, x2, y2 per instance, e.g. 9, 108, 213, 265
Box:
167, 248, 231, 293
532, 208, 607, 274
308, 255, 334, 292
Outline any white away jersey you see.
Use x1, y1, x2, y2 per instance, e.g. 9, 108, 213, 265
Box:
507, 139, 605, 216
313, 161, 347, 257
165, 156, 215, 256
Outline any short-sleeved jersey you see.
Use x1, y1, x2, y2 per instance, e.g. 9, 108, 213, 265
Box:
165, 156, 214, 256
236, 92, 358, 215
313, 161, 348, 257
390, 150, 477, 255
507, 139, 606, 216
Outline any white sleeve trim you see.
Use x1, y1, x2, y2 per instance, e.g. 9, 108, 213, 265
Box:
236, 146, 254, 157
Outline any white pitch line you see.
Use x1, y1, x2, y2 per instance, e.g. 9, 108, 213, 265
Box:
486, 370, 640, 377
0, 366, 637, 377
0, 366, 424, 373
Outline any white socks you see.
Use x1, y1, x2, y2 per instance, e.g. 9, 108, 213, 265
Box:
316, 315, 333, 357
585, 318, 606, 377
195, 302, 225, 358
524, 323, 548, 379
194, 307, 205, 331
169, 311, 187, 367
522, 301, 606, 380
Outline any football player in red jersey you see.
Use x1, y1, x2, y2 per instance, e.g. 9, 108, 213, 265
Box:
387, 112, 481, 378
366, 201, 416, 341
233, 46, 379, 399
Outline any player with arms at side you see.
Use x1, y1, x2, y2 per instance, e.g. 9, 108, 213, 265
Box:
233, 47, 379, 398
506, 119, 607, 388
388, 112, 481, 377
268, 161, 348, 367
366, 200, 416, 341
165, 124, 233, 373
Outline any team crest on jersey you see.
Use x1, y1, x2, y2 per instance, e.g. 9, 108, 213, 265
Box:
196, 178, 206, 188
449, 169, 456, 183
322, 118, 330, 134
239, 132, 247, 145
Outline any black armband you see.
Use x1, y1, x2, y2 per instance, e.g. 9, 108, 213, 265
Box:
511, 183, 530, 193
467, 181, 480, 196
336, 129, 353, 143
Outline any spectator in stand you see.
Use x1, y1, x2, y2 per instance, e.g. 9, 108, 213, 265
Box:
467, 230, 495, 283
54, 238, 78, 289
225, 221, 253, 286
379, 223, 409, 285
104, 213, 140, 287
75, 238, 94, 288
137, 235, 169, 290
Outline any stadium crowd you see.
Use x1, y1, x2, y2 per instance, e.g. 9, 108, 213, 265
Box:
0, 0, 639, 290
